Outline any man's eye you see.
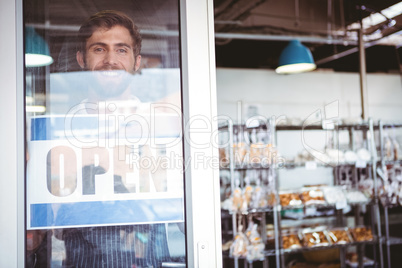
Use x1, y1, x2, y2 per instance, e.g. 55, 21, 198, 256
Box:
94, 48, 104, 53
117, 49, 127, 54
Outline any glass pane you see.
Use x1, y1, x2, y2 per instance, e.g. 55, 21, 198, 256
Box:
24, 1, 185, 267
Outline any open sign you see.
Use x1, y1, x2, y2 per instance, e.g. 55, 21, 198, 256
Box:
27, 115, 184, 229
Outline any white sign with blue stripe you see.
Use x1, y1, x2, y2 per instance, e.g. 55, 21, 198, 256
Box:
27, 114, 184, 229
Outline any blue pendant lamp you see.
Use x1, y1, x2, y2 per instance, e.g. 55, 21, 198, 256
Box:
25, 26, 53, 67
275, 39, 316, 74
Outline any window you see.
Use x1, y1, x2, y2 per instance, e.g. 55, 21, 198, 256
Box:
24, 1, 186, 267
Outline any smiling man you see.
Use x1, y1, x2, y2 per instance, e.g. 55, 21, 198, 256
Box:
57, 10, 173, 268
76, 10, 142, 102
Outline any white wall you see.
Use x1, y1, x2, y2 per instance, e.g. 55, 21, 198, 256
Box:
216, 68, 402, 123
216, 68, 402, 189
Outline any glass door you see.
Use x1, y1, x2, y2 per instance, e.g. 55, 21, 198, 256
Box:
25, 2, 185, 267
0, 0, 221, 267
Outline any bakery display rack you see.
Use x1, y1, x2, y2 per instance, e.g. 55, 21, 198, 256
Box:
219, 117, 402, 268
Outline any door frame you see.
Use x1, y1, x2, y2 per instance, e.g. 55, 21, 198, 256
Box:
0, 0, 222, 267
180, 0, 222, 267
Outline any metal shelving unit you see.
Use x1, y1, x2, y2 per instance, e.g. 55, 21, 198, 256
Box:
220, 118, 402, 268
274, 118, 384, 268
377, 120, 402, 268
219, 118, 278, 268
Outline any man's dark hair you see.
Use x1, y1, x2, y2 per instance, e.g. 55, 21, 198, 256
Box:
77, 10, 142, 57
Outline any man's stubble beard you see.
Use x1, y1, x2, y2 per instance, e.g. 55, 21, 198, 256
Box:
85, 69, 134, 100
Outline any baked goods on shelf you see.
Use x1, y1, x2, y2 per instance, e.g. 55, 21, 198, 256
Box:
350, 226, 373, 242
301, 187, 326, 206
326, 228, 353, 244
233, 142, 248, 164
301, 227, 331, 247
280, 191, 303, 207
282, 232, 302, 249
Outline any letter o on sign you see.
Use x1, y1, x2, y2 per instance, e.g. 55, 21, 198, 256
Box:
47, 146, 77, 197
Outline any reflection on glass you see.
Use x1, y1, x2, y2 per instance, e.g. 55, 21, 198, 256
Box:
25, 2, 185, 267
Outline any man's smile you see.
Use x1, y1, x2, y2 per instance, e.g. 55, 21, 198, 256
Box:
98, 70, 123, 77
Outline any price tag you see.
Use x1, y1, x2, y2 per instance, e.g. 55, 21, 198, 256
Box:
355, 160, 367, 168
305, 161, 317, 170
336, 199, 347, 210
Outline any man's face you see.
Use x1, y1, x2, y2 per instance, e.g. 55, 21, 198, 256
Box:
77, 25, 141, 99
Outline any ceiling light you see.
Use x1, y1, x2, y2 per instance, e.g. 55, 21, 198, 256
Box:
25, 26, 53, 67
276, 40, 316, 74
26, 105, 46, 113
